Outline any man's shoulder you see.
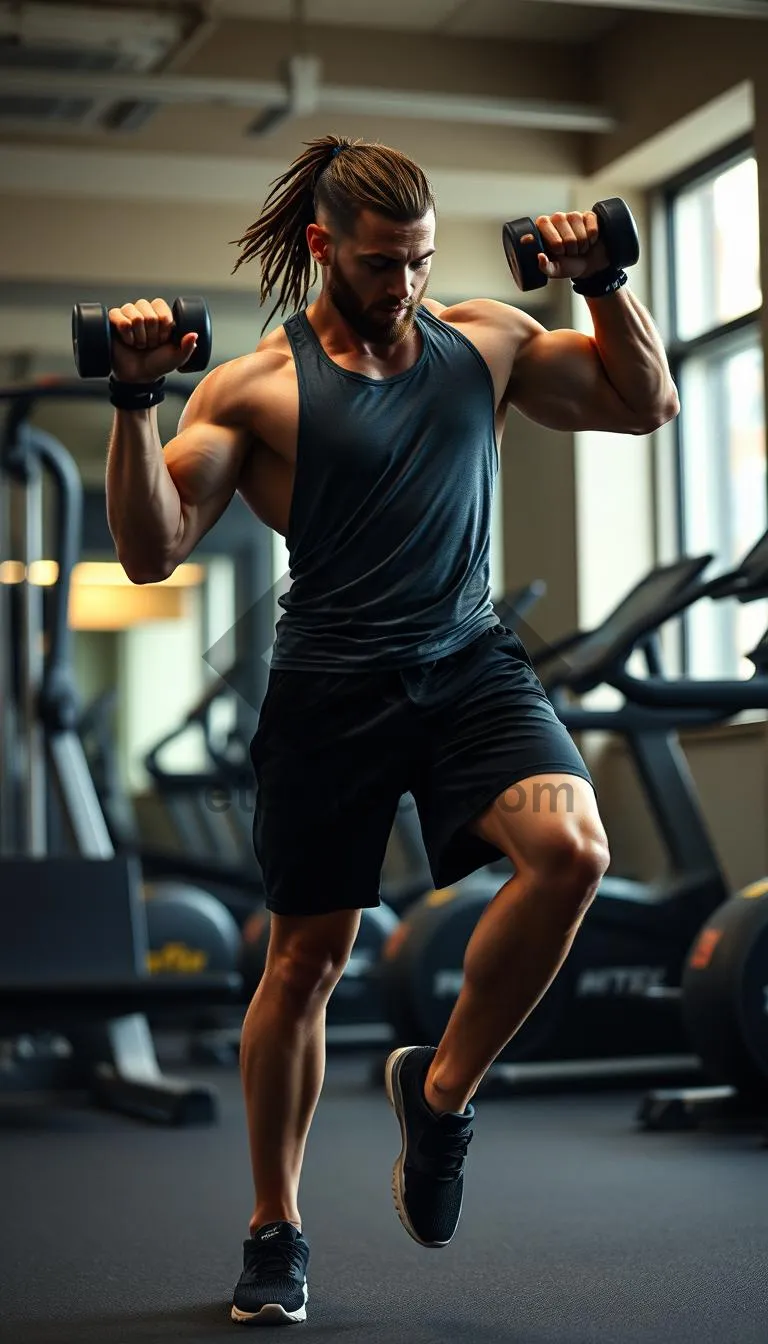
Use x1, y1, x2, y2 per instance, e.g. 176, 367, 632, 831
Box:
418, 298, 543, 407
181, 341, 294, 431
422, 296, 530, 336
206, 342, 293, 395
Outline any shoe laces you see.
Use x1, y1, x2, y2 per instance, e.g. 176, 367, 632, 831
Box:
419, 1125, 474, 1180
246, 1237, 305, 1280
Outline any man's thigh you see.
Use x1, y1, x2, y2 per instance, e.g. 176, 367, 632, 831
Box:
252, 669, 413, 916
411, 627, 594, 887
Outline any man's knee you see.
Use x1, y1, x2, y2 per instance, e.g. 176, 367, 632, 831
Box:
516, 819, 609, 925
540, 822, 610, 902
498, 818, 609, 914
265, 908, 363, 999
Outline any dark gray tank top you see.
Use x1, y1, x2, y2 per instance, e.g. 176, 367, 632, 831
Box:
271, 305, 499, 670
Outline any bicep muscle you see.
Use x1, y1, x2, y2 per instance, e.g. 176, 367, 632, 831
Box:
163, 420, 249, 561
505, 328, 652, 435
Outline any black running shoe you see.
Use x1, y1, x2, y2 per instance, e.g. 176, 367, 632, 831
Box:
231, 1221, 309, 1326
385, 1045, 475, 1249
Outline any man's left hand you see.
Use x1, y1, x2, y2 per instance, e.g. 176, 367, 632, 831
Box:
535, 211, 611, 281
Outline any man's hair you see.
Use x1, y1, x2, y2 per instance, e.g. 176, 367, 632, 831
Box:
232, 134, 435, 330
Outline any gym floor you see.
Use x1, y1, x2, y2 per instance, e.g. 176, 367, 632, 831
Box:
1, 1049, 766, 1344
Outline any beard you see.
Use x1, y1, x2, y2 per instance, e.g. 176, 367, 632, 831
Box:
326, 261, 427, 345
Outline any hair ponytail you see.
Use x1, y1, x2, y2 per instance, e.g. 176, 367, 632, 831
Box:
232, 134, 434, 332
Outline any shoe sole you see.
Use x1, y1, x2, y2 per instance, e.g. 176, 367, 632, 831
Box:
385, 1046, 458, 1250
231, 1281, 308, 1326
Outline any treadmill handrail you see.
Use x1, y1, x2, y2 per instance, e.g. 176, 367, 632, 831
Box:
611, 664, 768, 713
543, 555, 714, 693
541, 526, 768, 697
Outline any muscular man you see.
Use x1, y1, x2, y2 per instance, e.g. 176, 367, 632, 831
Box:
105, 135, 679, 1327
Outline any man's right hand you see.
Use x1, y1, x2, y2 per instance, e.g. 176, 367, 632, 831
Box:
107, 298, 199, 383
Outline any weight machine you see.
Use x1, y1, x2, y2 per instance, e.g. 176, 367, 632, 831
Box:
0, 380, 241, 1124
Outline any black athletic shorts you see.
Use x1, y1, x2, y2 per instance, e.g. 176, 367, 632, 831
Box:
250, 624, 593, 917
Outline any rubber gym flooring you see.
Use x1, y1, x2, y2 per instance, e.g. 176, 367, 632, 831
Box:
1, 1048, 766, 1344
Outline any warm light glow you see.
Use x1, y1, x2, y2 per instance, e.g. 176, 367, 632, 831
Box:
0, 560, 204, 590
28, 560, 59, 586
70, 585, 195, 629
74, 562, 205, 589
0, 561, 25, 585
70, 562, 205, 628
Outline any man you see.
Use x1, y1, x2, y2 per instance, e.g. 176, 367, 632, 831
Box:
105, 134, 679, 1327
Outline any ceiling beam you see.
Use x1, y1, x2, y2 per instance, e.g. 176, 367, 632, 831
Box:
527, 0, 768, 17
0, 144, 573, 220
1, 67, 617, 133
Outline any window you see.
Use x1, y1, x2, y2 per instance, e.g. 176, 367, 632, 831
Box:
665, 142, 765, 677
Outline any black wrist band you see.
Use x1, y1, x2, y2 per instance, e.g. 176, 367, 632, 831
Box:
572, 266, 628, 298
108, 376, 166, 410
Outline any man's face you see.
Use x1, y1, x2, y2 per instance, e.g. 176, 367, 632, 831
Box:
323, 208, 436, 345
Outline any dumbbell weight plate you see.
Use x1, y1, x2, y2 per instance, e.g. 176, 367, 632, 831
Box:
502, 217, 548, 292
173, 296, 212, 373
72, 302, 112, 379
593, 197, 640, 271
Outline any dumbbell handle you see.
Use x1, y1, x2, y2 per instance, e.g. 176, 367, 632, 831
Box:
533, 201, 634, 265
502, 197, 639, 293
72, 297, 211, 380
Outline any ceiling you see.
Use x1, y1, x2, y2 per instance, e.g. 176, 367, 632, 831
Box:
190, 0, 620, 42
88, 0, 768, 39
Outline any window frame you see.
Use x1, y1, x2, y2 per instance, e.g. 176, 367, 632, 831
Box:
659, 133, 764, 674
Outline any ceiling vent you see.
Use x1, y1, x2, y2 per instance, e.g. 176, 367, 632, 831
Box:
0, 2, 188, 131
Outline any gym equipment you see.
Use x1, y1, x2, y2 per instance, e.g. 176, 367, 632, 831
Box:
605, 595, 768, 1135
493, 578, 546, 630
239, 902, 401, 1049
378, 553, 761, 1093
146, 663, 263, 876
143, 694, 261, 879
79, 686, 265, 931
680, 885, 768, 1099
72, 296, 212, 378
143, 881, 244, 1066
0, 389, 240, 1123
144, 883, 242, 976
503, 197, 640, 292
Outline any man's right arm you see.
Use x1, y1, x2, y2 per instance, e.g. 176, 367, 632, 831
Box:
102, 297, 254, 583
106, 367, 250, 584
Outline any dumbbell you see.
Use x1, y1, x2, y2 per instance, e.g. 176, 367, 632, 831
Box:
71, 296, 212, 379
502, 197, 640, 292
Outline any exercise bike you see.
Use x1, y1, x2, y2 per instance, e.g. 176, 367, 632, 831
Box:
604, 575, 768, 1138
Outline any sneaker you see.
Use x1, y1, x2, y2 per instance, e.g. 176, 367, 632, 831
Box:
231, 1221, 310, 1326
385, 1045, 475, 1249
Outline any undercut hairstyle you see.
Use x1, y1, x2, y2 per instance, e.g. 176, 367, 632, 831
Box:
232, 134, 435, 331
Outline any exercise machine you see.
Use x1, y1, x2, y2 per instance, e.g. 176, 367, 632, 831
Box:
0, 379, 241, 1122
604, 572, 768, 1138
143, 675, 259, 874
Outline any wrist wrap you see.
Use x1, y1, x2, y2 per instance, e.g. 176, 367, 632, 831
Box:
572, 267, 628, 298
108, 376, 166, 410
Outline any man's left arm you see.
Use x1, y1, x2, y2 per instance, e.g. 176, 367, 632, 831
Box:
503, 210, 680, 435
583, 283, 680, 425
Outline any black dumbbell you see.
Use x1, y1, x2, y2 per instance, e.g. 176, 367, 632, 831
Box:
71, 296, 213, 379
502, 197, 640, 292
